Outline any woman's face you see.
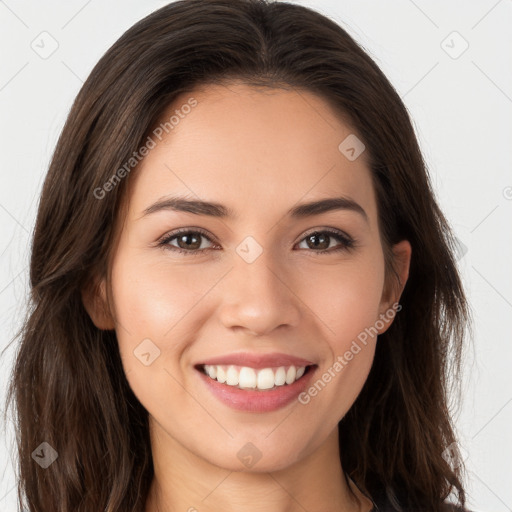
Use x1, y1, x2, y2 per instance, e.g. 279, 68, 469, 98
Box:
91, 82, 410, 472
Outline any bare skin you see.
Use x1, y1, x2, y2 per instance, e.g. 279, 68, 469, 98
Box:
83, 81, 411, 512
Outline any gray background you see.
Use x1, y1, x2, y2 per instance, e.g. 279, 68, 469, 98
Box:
1, 0, 511, 510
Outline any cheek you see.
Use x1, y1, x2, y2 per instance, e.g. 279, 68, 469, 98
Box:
111, 253, 212, 334
109, 252, 215, 409
292, 255, 386, 427
109, 251, 228, 368
111, 246, 386, 356
295, 253, 386, 347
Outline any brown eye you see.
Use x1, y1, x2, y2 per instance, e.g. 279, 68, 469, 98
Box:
304, 232, 330, 250
175, 233, 203, 250
158, 228, 355, 256
159, 229, 215, 254
297, 230, 355, 253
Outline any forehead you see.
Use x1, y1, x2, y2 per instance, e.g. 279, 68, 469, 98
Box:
126, 81, 377, 224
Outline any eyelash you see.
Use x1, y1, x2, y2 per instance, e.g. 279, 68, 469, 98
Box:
157, 227, 356, 256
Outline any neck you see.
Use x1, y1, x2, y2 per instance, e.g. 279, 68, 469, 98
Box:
145, 419, 372, 512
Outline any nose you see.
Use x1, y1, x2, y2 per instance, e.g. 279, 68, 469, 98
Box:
217, 250, 302, 337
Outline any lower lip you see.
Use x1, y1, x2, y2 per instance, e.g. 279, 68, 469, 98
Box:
196, 366, 317, 413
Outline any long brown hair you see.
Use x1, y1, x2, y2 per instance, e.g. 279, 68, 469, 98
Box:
3, 0, 470, 510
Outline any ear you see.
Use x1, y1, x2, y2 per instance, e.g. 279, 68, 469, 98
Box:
81, 276, 116, 330
377, 239, 411, 334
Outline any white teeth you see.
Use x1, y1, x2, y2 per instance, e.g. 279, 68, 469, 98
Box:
285, 366, 296, 384
257, 368, 275, 390
226, 365, 239, 386
239, 367, 257, 389
202, 364, 308, 390
216, 366, 227, 383
275, 367, 286, 385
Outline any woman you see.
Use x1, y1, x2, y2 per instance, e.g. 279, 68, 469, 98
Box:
4, 0, 471, 510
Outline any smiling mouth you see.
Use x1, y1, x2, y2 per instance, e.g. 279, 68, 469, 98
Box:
195, 363, 315, 391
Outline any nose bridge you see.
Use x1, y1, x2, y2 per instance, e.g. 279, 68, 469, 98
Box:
217, 241, 301, 335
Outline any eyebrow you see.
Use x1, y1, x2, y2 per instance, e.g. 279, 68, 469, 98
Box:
141, 195, 368, 223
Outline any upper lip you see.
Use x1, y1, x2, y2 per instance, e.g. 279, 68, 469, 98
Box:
195, 352, 316, 369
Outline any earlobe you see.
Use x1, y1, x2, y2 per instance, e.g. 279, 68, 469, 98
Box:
377, 239, 412, 334
391, 239, 412, 299
81, 277, 116, 330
